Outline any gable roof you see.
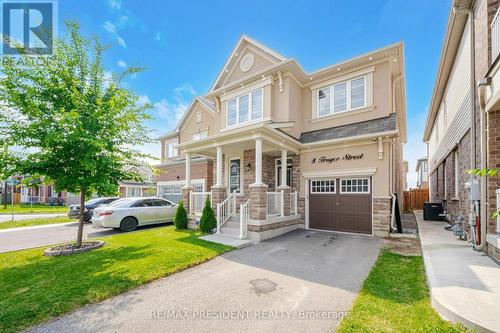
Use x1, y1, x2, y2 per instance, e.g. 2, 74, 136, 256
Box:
210, 35, 288, 91
423, 0, 473, 141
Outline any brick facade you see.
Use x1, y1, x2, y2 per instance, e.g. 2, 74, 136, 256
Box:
156, 160, 213, 189
372, 198, 391, 237
249, 185, 267, 220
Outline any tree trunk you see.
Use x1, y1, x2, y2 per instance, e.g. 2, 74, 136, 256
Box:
3, 182, 7, 209
76, 189, 85, 247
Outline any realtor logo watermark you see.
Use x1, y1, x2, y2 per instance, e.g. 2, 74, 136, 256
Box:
1, 0, 57, 55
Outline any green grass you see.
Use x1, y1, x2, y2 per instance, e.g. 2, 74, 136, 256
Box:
337, 250, 467, 333
0, 216, 73, 230
0, 226, 232, 332
0, 204, 68, 214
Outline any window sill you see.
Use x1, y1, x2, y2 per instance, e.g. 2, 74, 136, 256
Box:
221, 117, 270, 132
487, 234, 500, 249
450, 197, 460, 201
310, 105, 375, 123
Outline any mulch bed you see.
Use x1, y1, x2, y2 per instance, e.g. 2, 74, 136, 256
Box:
43, 240, 105, 257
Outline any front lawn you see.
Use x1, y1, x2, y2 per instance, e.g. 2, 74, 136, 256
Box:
337, 250, 466, 333
0, 204, 68, 214
0, 226, 231, 332
0, 216, 73, 230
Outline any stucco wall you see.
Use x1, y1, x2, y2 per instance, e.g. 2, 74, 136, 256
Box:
299, 141, 391, 197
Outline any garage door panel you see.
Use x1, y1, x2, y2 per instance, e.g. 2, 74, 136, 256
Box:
309, 194, 336, 230
309, 178, 372, 234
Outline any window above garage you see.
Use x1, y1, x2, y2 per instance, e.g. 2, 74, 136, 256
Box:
341, 178, 370, 193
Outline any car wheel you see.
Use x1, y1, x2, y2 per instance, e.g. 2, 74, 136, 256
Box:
120, 217, 138, 232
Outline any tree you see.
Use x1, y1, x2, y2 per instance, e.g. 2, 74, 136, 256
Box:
0, 21, 153, 247
0, 141, 19, 209
173, 201, 188, 229
199, 196, 216, 233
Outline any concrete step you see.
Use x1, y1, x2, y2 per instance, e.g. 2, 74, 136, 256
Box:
220, 226, 240, 236
199, 234, 254, 249
229, 215, 240, 223
223, 220, 241, 229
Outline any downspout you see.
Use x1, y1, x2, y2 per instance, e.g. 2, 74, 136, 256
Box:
477, 78, 490, 250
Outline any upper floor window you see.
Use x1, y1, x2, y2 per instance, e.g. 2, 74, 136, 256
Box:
192, 129, 208, 141
317, 75, 366, 117
166, 142, 178, 158
227, 89, 263, 127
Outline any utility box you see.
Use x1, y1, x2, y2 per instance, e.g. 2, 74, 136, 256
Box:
424, 202, 444, 221
465, 179, 480, 201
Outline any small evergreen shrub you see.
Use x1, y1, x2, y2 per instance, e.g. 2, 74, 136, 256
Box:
173, 201, 188, 229
199, 196, 217, 233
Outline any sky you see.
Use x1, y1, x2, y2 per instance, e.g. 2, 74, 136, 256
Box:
58, 0, 451, 188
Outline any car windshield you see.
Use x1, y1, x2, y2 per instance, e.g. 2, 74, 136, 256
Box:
85, 198, 105, 205
106, 198, 135, 208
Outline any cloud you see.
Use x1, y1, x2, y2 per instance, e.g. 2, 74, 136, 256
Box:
137, 95, 151, 106
146, 84, 197, 122
108, 0, 122, 9
155, 32, 162, 41
103, 18, 127, 48
117, 60, 127, 68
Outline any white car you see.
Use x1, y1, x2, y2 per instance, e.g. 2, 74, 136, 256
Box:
91, 197, 177, 232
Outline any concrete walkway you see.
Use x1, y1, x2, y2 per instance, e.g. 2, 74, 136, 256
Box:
416, 212, 500, 333
29, 230, 381, 333
0, 213, 66, 223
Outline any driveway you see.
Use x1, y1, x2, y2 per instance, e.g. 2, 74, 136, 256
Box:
30, 230, 381, 333
0, 213, 66, 223
0, 222, 119, 253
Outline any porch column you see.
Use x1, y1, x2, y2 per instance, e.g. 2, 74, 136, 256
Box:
277, 149, 290, 216
182, 152, 193, 214
216, 146, 223, 187
255, 138, 263, 185
250, 138, 267, 220
212, 145, 227, 210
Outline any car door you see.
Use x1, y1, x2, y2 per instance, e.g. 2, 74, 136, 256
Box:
151, 199, 175, 222
132, 199, 154, 225
164, 200, 177, 221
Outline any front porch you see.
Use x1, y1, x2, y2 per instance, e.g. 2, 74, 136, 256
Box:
179, 125, 304, 242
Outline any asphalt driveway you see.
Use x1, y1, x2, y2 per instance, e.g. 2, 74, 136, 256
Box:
30, 230, 381, 333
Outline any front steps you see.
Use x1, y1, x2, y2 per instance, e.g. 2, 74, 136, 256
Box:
199, 215, 254, 248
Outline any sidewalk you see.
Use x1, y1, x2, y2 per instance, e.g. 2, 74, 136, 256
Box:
415, 212, 500, 333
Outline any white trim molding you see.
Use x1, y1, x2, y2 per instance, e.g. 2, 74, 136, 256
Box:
302, 167, 377, 179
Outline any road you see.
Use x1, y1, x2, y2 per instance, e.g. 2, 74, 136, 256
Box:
0, 213, 66, 223
0, 222, 119, 253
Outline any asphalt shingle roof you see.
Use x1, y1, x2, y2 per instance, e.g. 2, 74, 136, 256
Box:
299, 113, 396, 144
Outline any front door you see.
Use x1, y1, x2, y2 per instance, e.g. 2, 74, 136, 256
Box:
309, 177, 372, 234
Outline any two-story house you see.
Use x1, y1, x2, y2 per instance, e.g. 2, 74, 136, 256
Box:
156, 36, 407, 242
415, 157, 429, 188
424, 0, 500, 261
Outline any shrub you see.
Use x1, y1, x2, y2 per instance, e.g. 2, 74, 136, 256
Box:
199, 196, 217, 233
173, 201, 188, 229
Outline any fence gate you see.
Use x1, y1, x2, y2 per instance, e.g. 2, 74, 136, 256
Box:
403, 188, 429, 212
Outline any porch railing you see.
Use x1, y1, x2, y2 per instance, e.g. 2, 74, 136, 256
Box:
216, 193, 236, 233
290, 191, 298, 215
267, 191, 282, 217
492, 7, 500, 63
239, 199, 250, 239
190, 192, 212, 214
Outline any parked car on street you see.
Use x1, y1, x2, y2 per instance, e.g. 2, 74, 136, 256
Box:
68, 197, 120, 221
91, 197, 177, 232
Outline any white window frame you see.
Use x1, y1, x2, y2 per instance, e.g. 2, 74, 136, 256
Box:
228, 157, 242, 194
316, 75, 367, 118
310, 179, 336, 194
172, 185, 182, 195
192, 129, 208, 141
275, 158, 293, 188
340, 178, 370, 194
226, 88, 263, 127
166, 142, 178, 158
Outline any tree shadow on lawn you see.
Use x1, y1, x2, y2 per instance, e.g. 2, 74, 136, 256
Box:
0, 245, 154, 333
174, 229, 234, 253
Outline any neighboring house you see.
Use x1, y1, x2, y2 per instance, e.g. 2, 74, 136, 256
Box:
402, 160, 409, 190
415, 157, 428, 188
423, 0, 500, 261
118, 166, 156, 198
157, 36, 407, 242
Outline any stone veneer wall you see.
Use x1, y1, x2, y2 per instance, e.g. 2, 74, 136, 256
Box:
372, 198, 391, 237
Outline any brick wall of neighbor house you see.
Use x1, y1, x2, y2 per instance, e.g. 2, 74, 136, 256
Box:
430, 132, 471, 220
156, 161, 213, 190
488, 110, 500, 235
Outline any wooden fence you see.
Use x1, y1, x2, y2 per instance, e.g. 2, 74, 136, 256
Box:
403, 188, 429, 212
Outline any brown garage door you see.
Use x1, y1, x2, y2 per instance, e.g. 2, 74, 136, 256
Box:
309, 177, 372, 234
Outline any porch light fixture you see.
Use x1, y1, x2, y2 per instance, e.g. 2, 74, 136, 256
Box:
176, 176, 180, 180
246, 163, 252, 171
